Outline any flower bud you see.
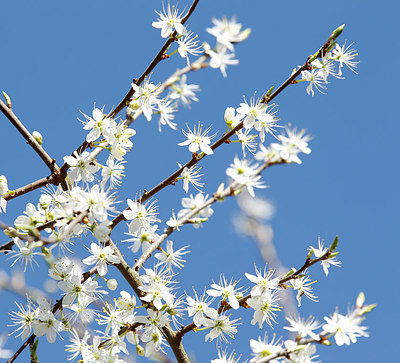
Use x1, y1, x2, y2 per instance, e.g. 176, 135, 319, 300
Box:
0, 175, 8, 195
329, 236, 339, 251
136, 344, 145, 356
107, 278, 118, 291
2, 91, 11, 108
32, 131, 43, 145
356, 292, 365, 308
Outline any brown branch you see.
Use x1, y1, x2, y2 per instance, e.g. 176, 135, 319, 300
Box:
0, 99, 60, 174
2, 174, 59, 202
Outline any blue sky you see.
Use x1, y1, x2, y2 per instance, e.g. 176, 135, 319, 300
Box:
0, 0, 398, 362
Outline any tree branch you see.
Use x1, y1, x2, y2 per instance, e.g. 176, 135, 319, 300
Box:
0, 99, 60, 174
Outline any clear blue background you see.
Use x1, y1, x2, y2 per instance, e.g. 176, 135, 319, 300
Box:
0, 0, 398, 362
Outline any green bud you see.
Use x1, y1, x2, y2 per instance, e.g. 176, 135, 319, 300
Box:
361, 303, 376, 315
330, 236, 339, 251
32, 131, 43, 145
3, 227, 16, 238
356, 292, 365, 308
2, 91, 11, 108
331, 24, 345, 41
41, 246, 50, 257
284, 268, 295, 277
306, 249, 314, 259
265, 86, 274, 97
239, 28, 252, 42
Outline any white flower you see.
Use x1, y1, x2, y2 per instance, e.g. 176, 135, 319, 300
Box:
207, 45, 239, 78
71, 185, 117, 223
116, 290, 137, 324
301, 69, 326, 96
131, 79, 159, 121
332, 42, 359, 76
65, 329, 90, 361
80, 107, 115, 142
123, 225, 158, 253
207, 16, 251, 51
32, 297, 63, 343
206, 275, 244, 310
247, 290, 281, 328
226, 156, 266, 197
177, 31, 202, 66
291, 274, 318, 307
323, 309, 369, 346
178, 163, 204, 193
284, 340, 319, 363
224, 107, 243, 129
245, 265, 280, 297
14, 202, 46, 231
186, 290, 214, 327
155, 240, 190, 271
253, 105, 280, 143
235, 128, 257, 156
270, 127, 312, 164
152, 2, 186, 38
249, 335, 282, 363
63, 151, 99, 183
82, 242, 120, 276
236, 96, 268, 129
9, 296, 37, 340
284, 315, 321, 340
65, 295, 96, 325
168, 75, 200, 108
92, 221, 111, 243
139, 267, 175, 310
178, 122, 215, 155
312, 52, 338, 83
211, 350, 240, 363
309, 237, 341, 276
7, 238, 43, 272
123, 198, 160, 233
101, 155, 126, 189
177, 192, 213, 227
96, 301, 122, 336
157, 99, 177, 132
166, 211, 182, 231
141, 329, 166, 357
58, 273, 105, 306
103, 121, 136, 160
205, 309, 239, 344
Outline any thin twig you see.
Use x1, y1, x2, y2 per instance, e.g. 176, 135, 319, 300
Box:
0, 99, 60, 174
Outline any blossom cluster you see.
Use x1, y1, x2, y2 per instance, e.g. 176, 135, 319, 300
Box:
0, 2, 369, 362
301, 42, 359, 96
